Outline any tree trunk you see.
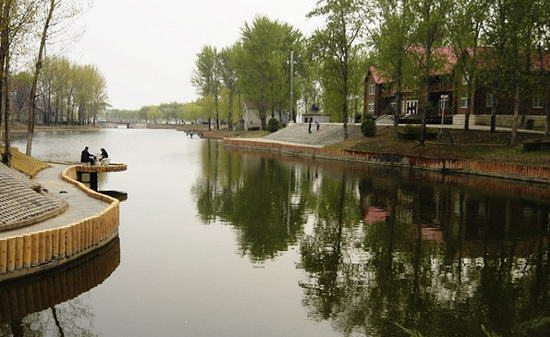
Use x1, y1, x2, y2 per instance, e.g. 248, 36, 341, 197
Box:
2, 49, 11, 166
465, 82, 476, 131
394, 84, 403, 138
545, 94, 550, 137
491, 104, 497, 132
342, 71, 349, 140
214, 94, 219, 130
1, 1, 12, 166
26, 0, 55, 156
419, 79, 430, 147
228, 89, 234, 131
511, 85, 520, 145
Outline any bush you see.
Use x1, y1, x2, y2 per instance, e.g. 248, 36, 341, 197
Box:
361, 118, 377, 137
522, 138, 550, 151
267, 118, 281, 133
398, 125, 437, 140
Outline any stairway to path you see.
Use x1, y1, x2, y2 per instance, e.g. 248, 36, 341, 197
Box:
264, 123, 363, 146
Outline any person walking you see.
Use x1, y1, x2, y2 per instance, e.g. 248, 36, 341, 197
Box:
308, 120, 312, 134
316, 121, 320, 132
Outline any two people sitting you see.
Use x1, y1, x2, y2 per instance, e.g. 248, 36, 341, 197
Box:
81, 147, 110, 166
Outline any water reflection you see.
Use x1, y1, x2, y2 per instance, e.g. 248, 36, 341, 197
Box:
193, 140, 550, 337
0, 239, 120, 337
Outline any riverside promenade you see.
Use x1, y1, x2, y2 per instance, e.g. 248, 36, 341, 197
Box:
0, 161, 124, 282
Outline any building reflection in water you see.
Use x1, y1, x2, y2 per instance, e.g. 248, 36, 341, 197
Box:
194, 140, 550, 337
0, 239, 120, 337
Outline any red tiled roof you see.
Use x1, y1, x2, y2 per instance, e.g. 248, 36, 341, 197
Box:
368, 46, 550, 83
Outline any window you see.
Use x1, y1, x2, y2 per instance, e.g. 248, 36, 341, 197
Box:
486, 93, 495, 108
368, 103, 375, 113
368, 84, 376, 95
390, 102, 397, 112
533, 95, 544, 109
461, 96, 469, 109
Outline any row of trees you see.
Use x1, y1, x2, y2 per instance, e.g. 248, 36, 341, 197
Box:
191, 14, 369, 133
11, 57, 108, 128
370, 0, 550, 145
191, 0, 549, 144
0, 0, 103, 165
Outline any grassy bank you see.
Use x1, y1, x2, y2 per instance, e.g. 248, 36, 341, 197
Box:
326, 126, 550, 167
202, 130, 270, 138
0, 146, 50, 177
10, 125, 100, 134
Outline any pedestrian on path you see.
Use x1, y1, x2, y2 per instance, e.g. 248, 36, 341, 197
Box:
316, 121, 320, 132
308, 121, 312, 134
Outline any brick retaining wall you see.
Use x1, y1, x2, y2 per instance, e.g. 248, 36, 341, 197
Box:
223, 138, 550, 184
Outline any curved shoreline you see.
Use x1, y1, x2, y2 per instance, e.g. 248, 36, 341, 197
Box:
223, 137, 550, 185
0, 165, 120, 282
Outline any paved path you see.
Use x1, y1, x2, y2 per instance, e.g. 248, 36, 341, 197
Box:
0, 164, 108, 239
230, 137, 325, 148
264, 123, 363, 146
378, 120, 546, 134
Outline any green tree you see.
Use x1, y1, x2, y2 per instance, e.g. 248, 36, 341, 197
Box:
371, 0, 414, 136
408, 0, 450, 146
237, 16, 301, 130
448, 0, 489, 131
307, 0, 367, 139
218, 45, 239, 130
192, 45, 221, 130
484, 0, 539, 145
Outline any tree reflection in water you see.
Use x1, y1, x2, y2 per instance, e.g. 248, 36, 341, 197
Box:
193, 140, 550, 337
0, 239, 120, 337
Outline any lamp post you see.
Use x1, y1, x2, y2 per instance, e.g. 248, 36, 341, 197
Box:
440, 94, 448, 134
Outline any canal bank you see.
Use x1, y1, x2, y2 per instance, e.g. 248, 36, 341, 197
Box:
223, 137, 550, 185
0, 162, 121, 282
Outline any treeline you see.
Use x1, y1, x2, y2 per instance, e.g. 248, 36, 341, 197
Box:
190, 15, 367, 132
11, 57, 108, 126
0, 0, 107, 165
191, 0, 550, 143
106, 100, 216, 125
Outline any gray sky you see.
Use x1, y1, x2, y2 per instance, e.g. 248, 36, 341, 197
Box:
66, 0, 322, 110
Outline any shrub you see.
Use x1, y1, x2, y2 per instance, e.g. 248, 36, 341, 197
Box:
267, 118, 281, 133
361, 118, 377, 137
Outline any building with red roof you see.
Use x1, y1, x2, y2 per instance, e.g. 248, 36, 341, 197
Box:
364, 47, 550, 128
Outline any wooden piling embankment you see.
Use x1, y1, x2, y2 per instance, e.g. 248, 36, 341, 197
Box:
0, 165, 121, 282
223, 138, 550, 185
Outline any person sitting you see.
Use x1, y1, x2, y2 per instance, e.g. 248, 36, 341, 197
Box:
99, 148, 110, 166
80, 147, 95, 165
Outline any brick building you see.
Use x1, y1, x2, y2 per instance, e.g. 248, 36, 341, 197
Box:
364, 48, 550, 128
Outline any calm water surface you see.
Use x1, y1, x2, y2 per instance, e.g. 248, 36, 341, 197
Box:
2, 129, 550, 337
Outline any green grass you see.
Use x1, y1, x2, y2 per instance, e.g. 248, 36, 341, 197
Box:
325, 126, 550, 167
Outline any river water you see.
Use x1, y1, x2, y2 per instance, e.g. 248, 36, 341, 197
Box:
2, 129, 550, 337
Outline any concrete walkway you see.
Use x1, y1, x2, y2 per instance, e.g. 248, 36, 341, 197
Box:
230, 137, 325, 148
377, 121, 546, 134
0, 164, 108, 239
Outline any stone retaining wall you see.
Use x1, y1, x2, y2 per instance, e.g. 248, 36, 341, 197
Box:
0, 166, 120, 282
224, 138, 550, 184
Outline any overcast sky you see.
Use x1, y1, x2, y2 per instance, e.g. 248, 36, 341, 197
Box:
65, 0, 323, 110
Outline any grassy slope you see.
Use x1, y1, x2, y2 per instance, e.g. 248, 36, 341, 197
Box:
0, 146, 50, 177
326, 126, 550, 166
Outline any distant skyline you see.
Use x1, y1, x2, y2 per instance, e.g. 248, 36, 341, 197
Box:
65, 0, 322, 110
